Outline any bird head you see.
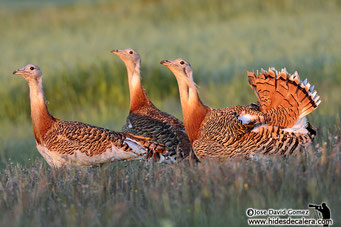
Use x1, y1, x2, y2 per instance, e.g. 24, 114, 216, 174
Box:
13, 64, 42, 82
160, 58, 193, 82
111, 48, 141, 67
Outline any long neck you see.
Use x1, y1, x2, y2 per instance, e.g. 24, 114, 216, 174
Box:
126, 61, 151, 112
175, 77, 209, 143
28, 78, 54, 144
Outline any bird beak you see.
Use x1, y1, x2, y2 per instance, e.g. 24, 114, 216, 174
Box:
111, 49, 119, 54
12, 67, 25, 75
160, 60, 170, 65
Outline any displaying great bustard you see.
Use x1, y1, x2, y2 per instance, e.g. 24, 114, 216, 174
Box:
13, 64, 171, 167
161, 59, 320, 159
111, 49, 196, 161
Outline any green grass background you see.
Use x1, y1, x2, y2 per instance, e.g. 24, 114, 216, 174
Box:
0, 0, 340, 226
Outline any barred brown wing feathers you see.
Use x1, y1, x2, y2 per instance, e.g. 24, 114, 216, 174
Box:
192, 139, 227, 159
194, 103, 315, 159
242, 125, 313, 156
122, 132, 169, 161
43, 120, 172, 161
248, 68, 320, 128
122, 106, 192, 159
199, 105, 265, 145
44, 120, 122, 156
194, 125, 313, 159
199, 108, 242, 144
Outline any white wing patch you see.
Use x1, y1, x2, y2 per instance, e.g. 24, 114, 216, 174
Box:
283, 117, 308, 135
128, 120, 133, 129
252, 117, 309, 135
124, 137, 146, 155
251, 124, 268, 133
238, 113, 257, 124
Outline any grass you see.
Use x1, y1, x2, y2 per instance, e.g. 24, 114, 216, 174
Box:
0, 139, 340, 226
0, 0, 340, 226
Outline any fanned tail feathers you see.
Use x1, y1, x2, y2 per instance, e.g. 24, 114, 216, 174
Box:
248, 68, 321, 128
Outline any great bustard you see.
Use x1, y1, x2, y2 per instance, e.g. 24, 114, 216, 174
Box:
161, 59, 320, 159
13, 64, 171, 167
111, 49, 196, 161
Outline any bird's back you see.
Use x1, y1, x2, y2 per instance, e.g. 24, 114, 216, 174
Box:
39, 119, 168, 167
194, 105, 315, 159
122, 104, 192, 159
197, 104, 263, 145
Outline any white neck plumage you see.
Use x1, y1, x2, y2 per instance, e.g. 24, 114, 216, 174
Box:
127, 61, 142, 97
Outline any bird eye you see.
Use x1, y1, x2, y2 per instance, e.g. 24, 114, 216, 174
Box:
180, 61, 185, 65
129, 51, 133, 54
30, 67, 34, 70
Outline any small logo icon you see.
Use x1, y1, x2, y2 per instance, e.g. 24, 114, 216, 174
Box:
308, 202, 331, 227
246, 208, 254, 217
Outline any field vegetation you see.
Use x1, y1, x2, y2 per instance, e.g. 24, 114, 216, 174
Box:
0, 0, 340, 226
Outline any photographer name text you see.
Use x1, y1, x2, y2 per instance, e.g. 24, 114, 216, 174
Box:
246, 208, 310, 217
